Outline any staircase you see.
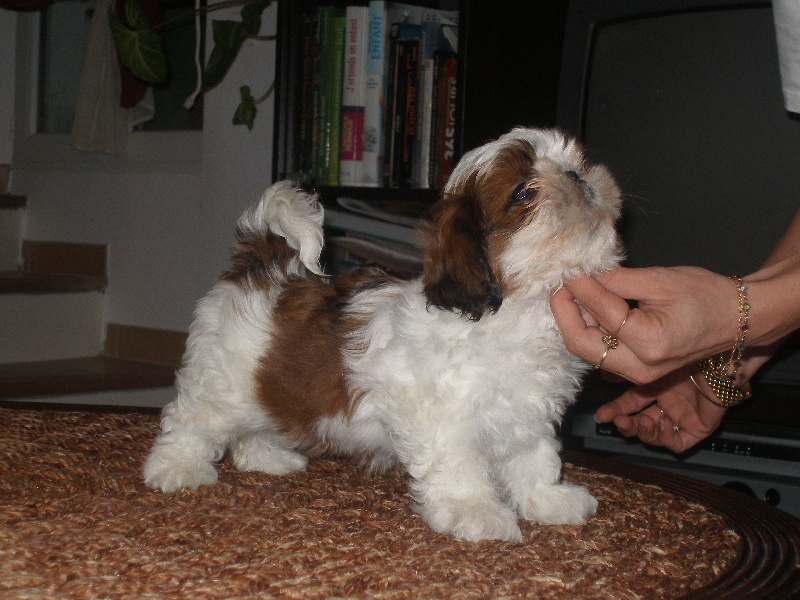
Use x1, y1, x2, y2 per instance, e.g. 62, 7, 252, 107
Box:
0, 189, 182, 408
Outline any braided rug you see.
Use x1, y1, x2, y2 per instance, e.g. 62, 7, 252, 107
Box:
0, 404, 759, 598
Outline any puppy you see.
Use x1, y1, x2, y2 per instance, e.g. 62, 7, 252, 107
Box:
144, 127, 623, 542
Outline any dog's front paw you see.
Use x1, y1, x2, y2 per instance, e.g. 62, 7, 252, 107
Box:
520, 482, 598, 525
419, 498, 522, 543
142, 437, 220, 493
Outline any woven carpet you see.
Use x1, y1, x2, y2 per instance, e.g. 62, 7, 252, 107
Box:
0, 404, 798, 599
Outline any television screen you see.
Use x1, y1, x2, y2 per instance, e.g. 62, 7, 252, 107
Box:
558, 1, 800, 385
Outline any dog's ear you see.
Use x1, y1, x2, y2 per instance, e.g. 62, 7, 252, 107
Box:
422, 180, 502, 321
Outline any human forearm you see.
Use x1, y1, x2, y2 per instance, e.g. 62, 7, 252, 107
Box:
744, 252, 800, 351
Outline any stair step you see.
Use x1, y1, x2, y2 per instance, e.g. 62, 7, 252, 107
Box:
0, 356, 176, 398
22, 239, 107, 280
0, 194, 25, 271
0, 239, 109, 362
0, 193, 26, 209
0, 271, 106, 294
0, 290, 105, 362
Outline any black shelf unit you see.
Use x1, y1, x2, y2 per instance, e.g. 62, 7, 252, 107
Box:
271, 0, 569, 206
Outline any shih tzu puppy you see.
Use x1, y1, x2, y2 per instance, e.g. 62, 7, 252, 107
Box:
144, 127, 623, 542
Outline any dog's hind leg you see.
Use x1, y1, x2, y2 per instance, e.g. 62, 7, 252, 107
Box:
142, 399, 227, 492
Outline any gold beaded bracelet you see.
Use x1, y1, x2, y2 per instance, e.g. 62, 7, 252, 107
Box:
696, 358, 752, 407
694, 276, 753, 408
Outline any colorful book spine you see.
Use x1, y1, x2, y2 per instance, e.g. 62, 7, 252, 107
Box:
339, 6, 369, 186
314, 6, 345, 186
327, 15, 346, 185
385, 23, 421, 188
397, 37, 420, 188
361, 0, 387, 187
434, 51, 458, 190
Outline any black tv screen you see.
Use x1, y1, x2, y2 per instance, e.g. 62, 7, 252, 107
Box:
557, 0, 800, 386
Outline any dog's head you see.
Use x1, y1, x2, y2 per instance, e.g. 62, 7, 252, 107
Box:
422, 127, 623, 320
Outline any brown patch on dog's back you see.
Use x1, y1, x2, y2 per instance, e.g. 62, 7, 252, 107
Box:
255, 268, 393, 445
222, 232, 300, 288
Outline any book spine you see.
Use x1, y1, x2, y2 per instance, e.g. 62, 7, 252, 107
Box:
397, 38, 420, 189
435, 52, 458, 190
327, 15, 347, 186
417, 58, 434, 188
297, 11, 317, 184
361, 0, 387, 187
383, 25, 400, 187
339, 6, 369, 187
314, 7, 345, 186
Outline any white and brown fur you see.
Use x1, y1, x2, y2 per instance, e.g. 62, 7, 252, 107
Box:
143, 127, 623, 542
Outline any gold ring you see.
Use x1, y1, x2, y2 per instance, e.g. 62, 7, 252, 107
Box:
595, 347, 611, 370
614, 308, 632, 336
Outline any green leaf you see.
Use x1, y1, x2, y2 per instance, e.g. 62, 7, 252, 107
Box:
202, 0, 271, 91
108, 0, 166, 83
240, 0, 269, 36
233, 85, 257, 129
202, 19, 248, 91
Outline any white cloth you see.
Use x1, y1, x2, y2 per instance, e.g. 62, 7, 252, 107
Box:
774, 0, 800, 114
71, 0, 154, 156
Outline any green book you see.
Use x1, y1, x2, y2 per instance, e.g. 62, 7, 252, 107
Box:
327, 15, 347, 185
314, 7, 346, 185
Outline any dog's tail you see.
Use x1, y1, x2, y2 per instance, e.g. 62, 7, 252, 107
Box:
234, 180, 325, 277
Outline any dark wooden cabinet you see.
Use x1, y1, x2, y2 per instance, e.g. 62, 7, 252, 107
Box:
271, 0, 568, 205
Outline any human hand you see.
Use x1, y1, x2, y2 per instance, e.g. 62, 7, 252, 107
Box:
551, 266, 742, 385
593, 368, 727, 453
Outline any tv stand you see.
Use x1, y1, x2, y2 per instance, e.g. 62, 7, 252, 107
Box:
567, 374, 800, 519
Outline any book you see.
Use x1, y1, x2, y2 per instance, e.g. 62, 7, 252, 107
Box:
328, 14, 347, 185
416, 57, 435, 188
295, 11, 317, 184
339, 6, 369, 186
433, 51, 458, 189
314, 6, 346, 186
385, 23, 421, 188
386, 3, 459, 31
361, 0, 388, 187
384, 5, 458, 189
397, 35, 421, 188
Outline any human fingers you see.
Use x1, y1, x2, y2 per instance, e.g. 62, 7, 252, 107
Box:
594, 387, 657, 424
563, 275, 633, 337
550, 286, 596, 336
632, 373, 725, 453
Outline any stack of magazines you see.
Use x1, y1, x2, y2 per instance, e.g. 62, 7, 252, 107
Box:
325, 196, 429, 276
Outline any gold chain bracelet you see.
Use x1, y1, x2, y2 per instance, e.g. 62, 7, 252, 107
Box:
695, 276, 753, 408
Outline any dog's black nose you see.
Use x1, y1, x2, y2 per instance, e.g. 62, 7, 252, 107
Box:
565, 170, 581, 182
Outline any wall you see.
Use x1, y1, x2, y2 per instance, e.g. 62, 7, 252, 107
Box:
0, 10, 15, 165
4, 4, 277, 333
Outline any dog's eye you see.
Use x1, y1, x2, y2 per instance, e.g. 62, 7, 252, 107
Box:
509, 181, 534, 206
565, 170, 581, 183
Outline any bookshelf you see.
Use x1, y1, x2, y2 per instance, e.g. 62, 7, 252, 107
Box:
272, 0, 568, 272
